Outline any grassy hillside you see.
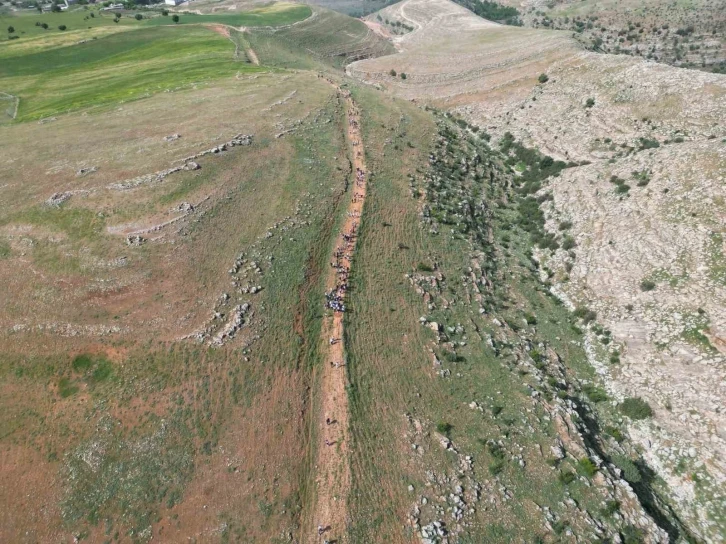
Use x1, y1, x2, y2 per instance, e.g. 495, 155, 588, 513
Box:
248, 7, 395, 70
0, 2, 311, 44
0, 25, 260, 121
0, 70, 353, 542
141, 3, 312, 27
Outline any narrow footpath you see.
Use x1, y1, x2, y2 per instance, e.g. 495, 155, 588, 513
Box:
306, 82, 367, 543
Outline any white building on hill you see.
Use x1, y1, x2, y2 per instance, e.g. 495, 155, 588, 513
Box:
164, 0, 185, 5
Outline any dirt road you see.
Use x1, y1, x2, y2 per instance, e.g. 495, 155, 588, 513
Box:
306, 82, 367, 543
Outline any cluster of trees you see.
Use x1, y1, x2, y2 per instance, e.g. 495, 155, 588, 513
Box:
451, 0, 521, 26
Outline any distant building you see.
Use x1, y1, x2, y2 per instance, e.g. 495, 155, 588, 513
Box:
164, 0, 185, 5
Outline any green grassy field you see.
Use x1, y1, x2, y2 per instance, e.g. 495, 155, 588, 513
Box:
0, 25, 261, 121
0, 9, 135, 44
0, 2, 311, 44
142, 3, 312, 28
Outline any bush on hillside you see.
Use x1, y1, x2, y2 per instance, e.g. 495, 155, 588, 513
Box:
619, 397, 653, 420
436, 422, 452, 436
640, 279, 656, 291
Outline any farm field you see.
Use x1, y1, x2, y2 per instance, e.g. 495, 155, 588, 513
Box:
141, 3, 312, 27
0, 25, 263, 121
0, 1, 311, 44
0, 0, 725, 542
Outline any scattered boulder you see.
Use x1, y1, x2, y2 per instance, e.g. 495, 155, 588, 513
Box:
76, 166, 98, 177
46, 192, 72, 207
126, 235, 144, 246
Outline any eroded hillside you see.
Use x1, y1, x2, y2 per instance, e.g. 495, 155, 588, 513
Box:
349, 0, 726, 540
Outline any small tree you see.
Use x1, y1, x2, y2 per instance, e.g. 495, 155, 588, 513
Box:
400, 72, 407, 79
58, 24, 67, 31
389, 68, 397, 77
41, 22, 48, 29
162, 9, 168, 15
8, 26, 15, 33
538, 73, 549, 83
585, 97, 595, 108
172, 14, 179, 23
134, 13, 142, 20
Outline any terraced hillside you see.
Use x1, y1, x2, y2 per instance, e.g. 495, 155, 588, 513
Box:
508, 0, 726, 72
350, 0, 726, 540
248, 6, 396, 69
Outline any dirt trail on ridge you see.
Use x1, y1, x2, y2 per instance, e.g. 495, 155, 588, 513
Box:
305, 81, 367, 544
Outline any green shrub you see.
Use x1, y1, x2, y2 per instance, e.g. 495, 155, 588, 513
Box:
622, 525, 646, 544
612, 454, 642, 483
538, 73, 549, 83
573, 306, 596, 324
582, 384, 608, 402
601, 500, 620, 516
58, 25, 67, 31
619, 397, 653, 420
561, 236, 576, 250
72, 354, 93, 372
552, 520, 567, 534
605, 425, 625, 442
135, 13, 143, 20
90, 359, 113, 384
577, 457, 598, 477
389, 69, 397, 77
640, 279, 656, 291
436, 422, 453, 436
416, 262, 433, 272
585, 97, 595, 108
558, 470, 576, 484
489, 460, 504, 475
615, 183, 631, 194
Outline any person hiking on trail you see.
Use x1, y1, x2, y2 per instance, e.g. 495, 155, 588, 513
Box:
326, 417, 331, 425
325, 439, 332, 447
318, 525, 325, 535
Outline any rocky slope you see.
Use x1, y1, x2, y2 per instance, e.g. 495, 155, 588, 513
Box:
348, 0, 726, 539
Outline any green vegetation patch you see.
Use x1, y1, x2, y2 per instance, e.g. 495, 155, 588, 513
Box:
142, 4, 311, 28
62, 413, 195, 530
0, 25, 261, 121
619, 397, 653, 420
2, 205, 103, 240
